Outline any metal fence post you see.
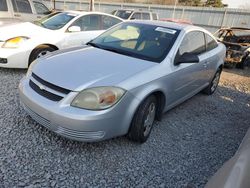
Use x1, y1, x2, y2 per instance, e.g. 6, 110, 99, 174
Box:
221, 8, 227, 28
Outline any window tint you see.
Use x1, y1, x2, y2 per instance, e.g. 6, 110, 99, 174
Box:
0, 0, 8, 11
141, 13, 150, 20
206, 34, 218, 51
152, 13, 158, 20
179, 31, 205, 56
131, 12, 141, 20
71, 15, 101, 31
102, 15, 121, 30
34, 1, 49, 14
12, 0, 32, 13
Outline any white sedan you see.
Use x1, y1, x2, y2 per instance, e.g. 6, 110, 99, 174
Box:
0, 11, 123, 68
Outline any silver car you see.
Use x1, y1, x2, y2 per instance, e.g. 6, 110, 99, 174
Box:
19, 21, 226, 143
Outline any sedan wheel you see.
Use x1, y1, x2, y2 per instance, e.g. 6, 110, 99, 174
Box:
128, 95, 157, 143
29, 45, 56, 66
202, 69, 221, 95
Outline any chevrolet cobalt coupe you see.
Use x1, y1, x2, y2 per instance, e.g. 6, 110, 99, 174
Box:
19, 21, 226, 143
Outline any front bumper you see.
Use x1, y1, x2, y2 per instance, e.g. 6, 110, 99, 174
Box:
19, 77, 140, 142
0, 47, 31, 68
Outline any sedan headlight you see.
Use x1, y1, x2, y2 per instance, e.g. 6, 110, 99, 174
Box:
71, 87, 126, 110
2, 36, 29, 48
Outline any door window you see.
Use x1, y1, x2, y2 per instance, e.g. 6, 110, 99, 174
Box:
206, 34, 218, 51
179, 31, 206, 56
101, 15, 121, 30
131, 12, 141, 20
0, 0, 8, 11
71, 15, 101, 31
33, 1, 49, 14
12, 0, 32, 13
141, 13, 150, 20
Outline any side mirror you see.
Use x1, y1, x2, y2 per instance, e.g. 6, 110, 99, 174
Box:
175, 52, 199, 65
68, 26, 81, 32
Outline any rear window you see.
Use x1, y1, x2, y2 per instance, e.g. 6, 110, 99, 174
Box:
12, 0, 32, 13
0, 0, 8, 11
206, 34, 218, 51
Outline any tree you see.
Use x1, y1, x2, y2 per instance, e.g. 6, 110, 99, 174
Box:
206, 0, 223, 7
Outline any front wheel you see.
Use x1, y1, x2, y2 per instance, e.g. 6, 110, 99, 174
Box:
128, 95, 157, 143
29, 45, 56, 66
202, 69, 221, 95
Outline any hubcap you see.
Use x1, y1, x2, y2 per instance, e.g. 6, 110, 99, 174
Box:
211, 72, 220, 92
143, 103, 156, 137
37, 50, 50, 59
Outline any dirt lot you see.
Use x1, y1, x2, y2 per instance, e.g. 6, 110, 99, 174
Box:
0, 67, 249, 188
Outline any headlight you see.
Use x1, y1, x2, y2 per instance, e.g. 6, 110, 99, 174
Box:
71, 87, 126, 110
2, 36, 29, 48
26, 60, 38, 78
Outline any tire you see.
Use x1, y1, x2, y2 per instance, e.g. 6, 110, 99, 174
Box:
128, 95, 157, 143
29, 45, 56, 66
202, 69, 221, 95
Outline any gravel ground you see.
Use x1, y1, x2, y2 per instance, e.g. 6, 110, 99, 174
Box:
0, 68, 249, 188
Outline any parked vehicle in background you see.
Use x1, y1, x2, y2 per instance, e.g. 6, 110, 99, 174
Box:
111, 9, 158, 20
205, 128, 250, 188
19, 21, 226, 143
214, 27, 250, 69
160, 18, 193, 25
0, 0, 51, 26
0, 11, 123, 68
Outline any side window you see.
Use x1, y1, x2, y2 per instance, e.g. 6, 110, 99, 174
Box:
33, 1, 49, 14
0, 0, 8, 11
179, 31, 206, 56
102, 15, 121, 30
206, 34, 218, 51
12, 0, 32, 13
152, 13, 158, 20
141, 13, 150, 20
71, 15, 101, 31
131, 12, 141, 20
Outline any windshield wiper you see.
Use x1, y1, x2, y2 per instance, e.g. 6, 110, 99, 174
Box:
86, 42, 102, 49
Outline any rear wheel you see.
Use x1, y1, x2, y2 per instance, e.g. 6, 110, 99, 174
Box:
29, 45, 56, 66
128, 95, 157, 143
202, 69, 221, 95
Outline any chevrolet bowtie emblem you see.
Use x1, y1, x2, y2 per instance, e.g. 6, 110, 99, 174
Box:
39, 84, 46, 90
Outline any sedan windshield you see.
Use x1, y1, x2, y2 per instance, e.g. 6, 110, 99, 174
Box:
35, 12, 78, 30
89, 22, 180, 63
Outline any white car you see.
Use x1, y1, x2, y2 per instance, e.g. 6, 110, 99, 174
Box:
0, 11, 123, 68
0, 0, 51, 26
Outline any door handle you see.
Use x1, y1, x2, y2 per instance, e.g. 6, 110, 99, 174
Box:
14, 14, 21, 17
203, 62, 208, 68
37, 16, 42, 19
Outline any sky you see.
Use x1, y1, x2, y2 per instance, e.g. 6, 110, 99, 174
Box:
222, 0, 250, 8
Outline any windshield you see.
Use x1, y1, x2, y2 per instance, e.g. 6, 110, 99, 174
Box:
34, 12, 78, 30
89, 22, 180, 63
115, 10, 133, 19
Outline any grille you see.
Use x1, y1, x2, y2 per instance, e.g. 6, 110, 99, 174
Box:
29, 73, 71, 102
29, 80, 63, 101
32, 73, 71, 94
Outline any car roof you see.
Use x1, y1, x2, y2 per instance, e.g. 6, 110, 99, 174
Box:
58, 10, 123, 21
127, 20, 201, 31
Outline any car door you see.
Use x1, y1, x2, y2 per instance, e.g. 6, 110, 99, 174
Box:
63, 14, 121, 48
204, 34, 220, 81
11, 0, 36, 21
167, 31, 207, 106
63, 14, 102, 48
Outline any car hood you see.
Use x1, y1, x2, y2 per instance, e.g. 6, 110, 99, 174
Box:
0, 22, 51, 41
32, 46, 156, 91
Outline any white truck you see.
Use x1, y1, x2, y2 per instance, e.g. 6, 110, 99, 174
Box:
0, 0, 51, 26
